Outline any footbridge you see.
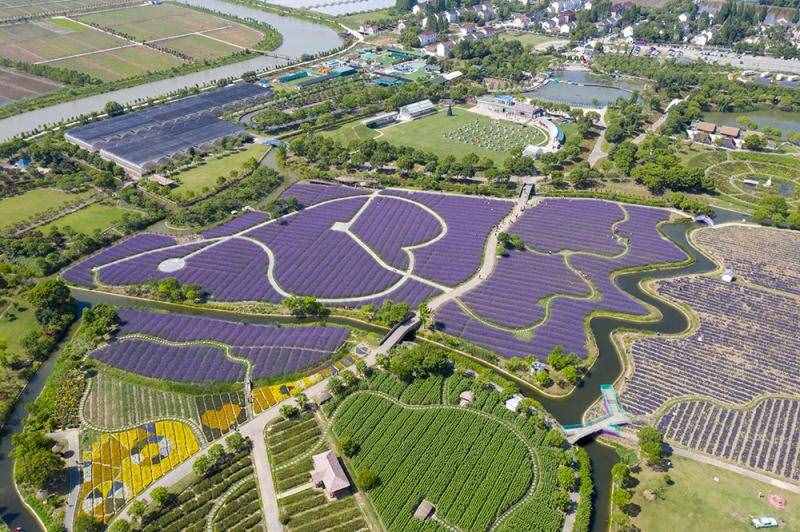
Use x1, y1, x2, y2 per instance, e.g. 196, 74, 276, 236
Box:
374, 313, 421, 356
563, 385, 632, 444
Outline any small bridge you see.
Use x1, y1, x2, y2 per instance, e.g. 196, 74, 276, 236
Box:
375, 313, 421, 356
563, 385, 632, 444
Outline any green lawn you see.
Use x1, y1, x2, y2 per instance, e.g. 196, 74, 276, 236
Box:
0, 188, 93, 230
336, 8, 396, 28
170, 144, 268, 197
41, 203, 138, 234
324, 108, 548, 163
0, 297, 38, 355
499, 32, 564, 49
629, 454, 800, 532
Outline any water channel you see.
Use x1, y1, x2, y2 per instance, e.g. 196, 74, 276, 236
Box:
0, 0, 344, 141
1, 207, 746, 531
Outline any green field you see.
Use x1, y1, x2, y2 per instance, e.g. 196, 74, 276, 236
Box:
50, 45, 185, 81
630, 454, 800, 531
703, 150, 800, 208
0, 297, 38, 355
325, 108, 548, 163
0, 187, 92, 229
41, 203, 138, 234
330, 371, 569, 532
499, 32, 566, 49
335, 8, 396, 28
160, 33, 240, 61
171, 144, 267, 198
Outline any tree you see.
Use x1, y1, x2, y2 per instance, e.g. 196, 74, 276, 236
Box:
557, 466, 576, 491
283, 296, 329, 318
611, 462, 631, 488
355, 359, 370, 378
128, 499, 147, 523
107, 518, 132, 532
356, 466, 378, 490
373, 300, 410, 327
193, 454, 213, 477
535, 370, 553, 388
562, 365, 579, 385
545, 428, 566, 448
15, 448, 64, 490
547, 346, 579, 371
638, 425, 664, 465
280, 404, 300, 419
296, 392, 310, 411
104, 101, 125, 117
611, 486, 632, 510
743, 133, 766, 151
225, 432, 250, 454
150, 486, 173, 508
75, 514, 104, 532
339, 435, 360, 457
417, 300, 431, 328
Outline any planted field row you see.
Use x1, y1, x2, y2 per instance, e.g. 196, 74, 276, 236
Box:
114, 308, 348, 380
622, 276, 800, 417
211, 477, 265, 532
278, 488, 367, 532
141, 451, 258, 532
266, 414, 324, 492
695, 225, 800, 297
657, 398, 800, 481
281, 181, 369, 208
252, 372, 328, 414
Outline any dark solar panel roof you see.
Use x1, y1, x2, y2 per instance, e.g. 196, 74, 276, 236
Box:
67, 83, 270, 145
99, 116, 244, 167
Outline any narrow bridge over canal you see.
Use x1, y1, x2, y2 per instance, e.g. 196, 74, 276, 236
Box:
563, 385, 632, 444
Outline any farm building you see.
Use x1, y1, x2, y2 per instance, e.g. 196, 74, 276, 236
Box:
362, 111, 399, 128
65, 83, 271, 177
399, 99, 436, 120
413, 500, 435, 520
311, 450, 350, 499
505, 394, 524, 412
459, 390, 474, 406
476, 95, 544, 120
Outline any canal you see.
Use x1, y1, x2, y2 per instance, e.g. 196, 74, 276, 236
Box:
0, 208, 742, 531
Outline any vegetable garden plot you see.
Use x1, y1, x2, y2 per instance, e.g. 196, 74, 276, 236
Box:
245, 196, 404, 298
381, 189, 515, 286
79, 420, 200, 522
329, 373, 569, 532
350, 195, 443, 270
61, 233, 177, 286
116, 308, 349, 380
280, 181, 370, 207
621, 276, 800, 419
695, 225, 800, 297
656, 397, 800, 482
90, 338, 245, 383
460, 249, 590, 329
510, 198, 625, 256
252, 371, 328, 414
266, 414, 326, 493
278, 488, 367, 532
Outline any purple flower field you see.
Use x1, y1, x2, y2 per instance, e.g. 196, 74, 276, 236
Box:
62, 234, 177, 286
91, 338, 244, 382
202, 211, 268, 238
382, 189, 514, 286
350, 196, 442, 270
115, 309, 349, 379
511, 199, 625, 255
97, 242, 209, 286
281, 181, 369, 207
246, 197, 403, 298
460, 250, 589, 328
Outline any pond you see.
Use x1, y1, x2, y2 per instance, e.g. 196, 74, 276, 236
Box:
702, 110, 800, 136
526, 69, 642, 108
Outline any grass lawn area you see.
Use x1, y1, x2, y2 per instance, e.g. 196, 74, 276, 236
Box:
336, 8, 396, 28
41, 203, 138, 234
325, 108, 548, 163
0, 297, 38, 354
0, 188, 92, 230
629, 454, 800, 531
499, 32, 564, 49
171, 144, 267, 197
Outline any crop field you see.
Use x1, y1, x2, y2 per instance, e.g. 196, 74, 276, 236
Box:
252, 372, 328, 414
0, 19, 128, 63
87, 308, 349, 381
621, 276, 800, 416
139, 449, 263, 532
704, 151, 800, 208
50, 45, 185, 81
434, 200, 688, 359
278, 488, 367, 532
0, 67, 61, 105
0, 0, 133, 21
0, 187, 93, 229
79, 420, 200, 521
158, 33, 240, 60
40, 202, 139, 234
82, 371, 248, 443
62, 184, 513, 306
656, 397, 800, 482
170, 144, 267, 198
328, 108, 547, 163
330, 370, 570, 531
694, 225, 800, 297
266, 414, 325, 492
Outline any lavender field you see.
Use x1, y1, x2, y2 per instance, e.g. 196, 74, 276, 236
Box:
621, 276, 800, 417
98, 308, 350, 380
657, 398, 800, 481
435, 201, 686, 359
695, 225, 800, 296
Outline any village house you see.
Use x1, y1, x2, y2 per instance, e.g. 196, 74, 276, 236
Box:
311, 451, 350, 499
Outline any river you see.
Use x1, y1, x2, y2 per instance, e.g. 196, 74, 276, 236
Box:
0, 207, 743, 531
0, 0, 343, 141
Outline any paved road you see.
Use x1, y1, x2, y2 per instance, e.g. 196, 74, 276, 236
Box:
49, 429, 81, 530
